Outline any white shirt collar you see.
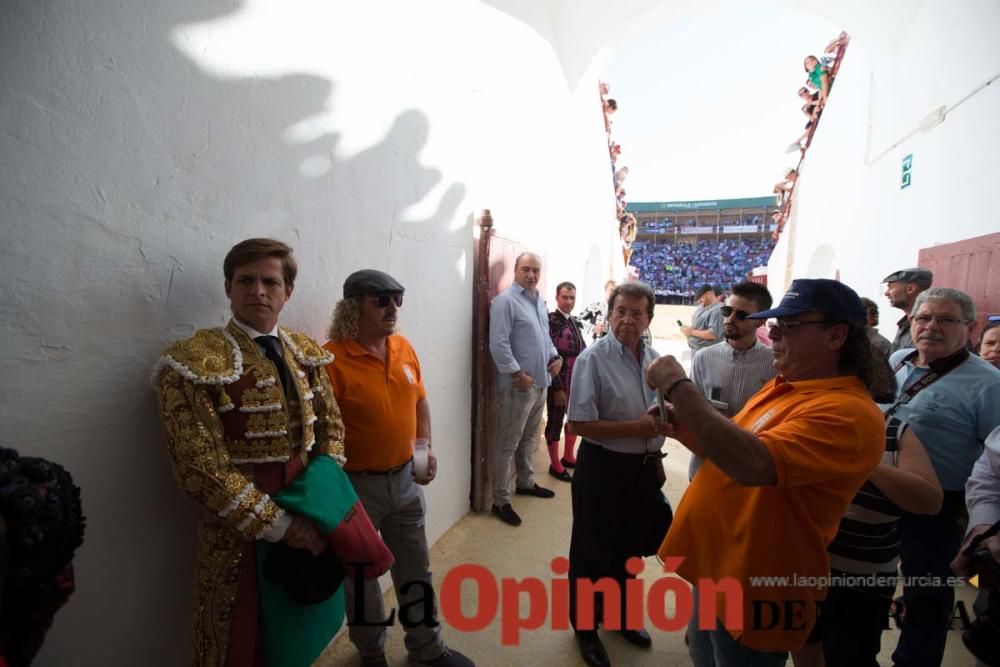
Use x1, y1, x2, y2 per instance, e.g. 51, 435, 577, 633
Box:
231, 317, 279, 340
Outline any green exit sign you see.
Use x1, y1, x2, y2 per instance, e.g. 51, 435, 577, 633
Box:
901, 154, 913, 189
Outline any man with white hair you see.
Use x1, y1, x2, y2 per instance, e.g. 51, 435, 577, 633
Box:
887, 287, 1000, 667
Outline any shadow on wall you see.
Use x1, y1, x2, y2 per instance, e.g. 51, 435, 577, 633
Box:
0, 0, 466, 664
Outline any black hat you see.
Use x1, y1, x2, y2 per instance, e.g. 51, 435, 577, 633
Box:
747, 278, 866, 326
881, 267, 932, 287
694, 284, 715, 299
263, 544, 346, 606
343, 269, 405, 298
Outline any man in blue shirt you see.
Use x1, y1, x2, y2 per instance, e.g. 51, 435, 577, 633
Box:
488, 252, 562, 526
887, 287, 1000, 667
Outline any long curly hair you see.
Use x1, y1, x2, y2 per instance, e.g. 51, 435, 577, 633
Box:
836, 324, 879, 396
327, 297, 362, 342
0, 447, 85, 667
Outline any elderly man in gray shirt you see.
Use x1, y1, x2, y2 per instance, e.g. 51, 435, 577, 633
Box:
566, 281, 673, 667
488, 252, 562, 527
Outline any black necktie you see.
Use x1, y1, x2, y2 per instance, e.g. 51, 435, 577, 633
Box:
255, 335, 292, 397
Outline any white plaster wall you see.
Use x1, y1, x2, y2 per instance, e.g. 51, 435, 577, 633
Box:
770, 0, 1000, 338
0, 0, 619, 662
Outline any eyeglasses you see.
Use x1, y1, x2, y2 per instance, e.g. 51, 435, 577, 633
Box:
766, 318, 833, 333
911, 314, 967, 326
721, 306, 752, 321
374, 294, 403, 308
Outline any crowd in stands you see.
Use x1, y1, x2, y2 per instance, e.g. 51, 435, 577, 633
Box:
771, 31, 850, 240
629, 237, 776, 298
600, 81, 641, 269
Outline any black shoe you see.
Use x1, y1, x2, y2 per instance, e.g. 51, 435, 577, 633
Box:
515, 483, 556, 498
548, 466, 572, 482
575, 631, 610, 667
561, 458, 576, 469
491, 503, 522, 526
361, 655, 389, 667
619, 628, 652, 648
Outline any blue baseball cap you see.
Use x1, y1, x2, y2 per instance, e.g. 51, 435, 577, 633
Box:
748, 278, 866, 326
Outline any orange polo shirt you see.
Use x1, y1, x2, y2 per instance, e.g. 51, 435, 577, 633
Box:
323, 335, 427, 472
659, 375, 884, 652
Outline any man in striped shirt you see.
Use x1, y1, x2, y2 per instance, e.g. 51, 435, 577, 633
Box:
688, 282, 777, 479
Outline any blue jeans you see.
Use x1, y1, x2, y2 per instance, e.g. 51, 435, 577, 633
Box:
688, 590, 789, 667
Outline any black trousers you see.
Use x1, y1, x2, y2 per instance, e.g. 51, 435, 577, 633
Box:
892, 490, 966, 667
568, 440, 671, 631
815, 571, 895, 667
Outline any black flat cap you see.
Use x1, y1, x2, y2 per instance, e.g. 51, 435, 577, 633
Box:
881, 268, 932, 287
694, 284, 715, 299
343, 269, 405, 298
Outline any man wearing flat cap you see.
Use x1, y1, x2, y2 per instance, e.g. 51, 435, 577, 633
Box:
682, 284, 724, 352
882, 267, 933, 353
646, 278, 885, 664
324, 270, 474, 667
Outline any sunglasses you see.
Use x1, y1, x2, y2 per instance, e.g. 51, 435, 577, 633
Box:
766, 319, 834, 333
374, 294, 404, 308
721, 306, 752, 320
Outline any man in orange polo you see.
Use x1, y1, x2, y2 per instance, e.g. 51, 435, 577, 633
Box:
324, 270, 474, 667
646, 278, 885, 665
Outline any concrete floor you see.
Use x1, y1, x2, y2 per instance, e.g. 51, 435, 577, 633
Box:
317, 436, 981, 666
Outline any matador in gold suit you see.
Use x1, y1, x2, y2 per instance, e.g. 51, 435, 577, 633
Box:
156, 318, 344, 665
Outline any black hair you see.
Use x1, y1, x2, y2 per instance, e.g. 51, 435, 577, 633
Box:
730, 282, 774, 312
608, 282, 655, 320
0, 448, 85, 666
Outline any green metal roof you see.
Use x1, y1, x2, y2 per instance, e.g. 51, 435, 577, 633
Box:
626, 196, 777, 213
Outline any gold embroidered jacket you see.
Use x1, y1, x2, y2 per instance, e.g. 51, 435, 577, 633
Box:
153, 320, 345, 664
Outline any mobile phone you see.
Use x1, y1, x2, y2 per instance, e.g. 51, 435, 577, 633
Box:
657, 392, 667, 420
676, 319, 684, 327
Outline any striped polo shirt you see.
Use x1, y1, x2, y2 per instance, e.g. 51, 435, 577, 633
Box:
827, 416, 906, 575
688, 339, 776, 478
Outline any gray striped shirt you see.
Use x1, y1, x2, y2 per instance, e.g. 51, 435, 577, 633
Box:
688, 339, 777, 478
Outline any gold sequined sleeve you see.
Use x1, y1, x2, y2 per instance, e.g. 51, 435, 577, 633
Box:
310, 365, 345, 459
155, 367, 284, 540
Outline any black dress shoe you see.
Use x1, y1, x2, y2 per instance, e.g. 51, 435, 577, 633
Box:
515, 483, 556, 498
619, 628, 652, 648
560, 458, 576, 469
575, 631, 610, 667
491, 503, 522, 526
548, 466, 572, 482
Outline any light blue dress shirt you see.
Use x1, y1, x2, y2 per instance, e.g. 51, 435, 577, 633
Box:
489, 284, 558, 389
888, 348, 1000, 491
567, 330, 664, 454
